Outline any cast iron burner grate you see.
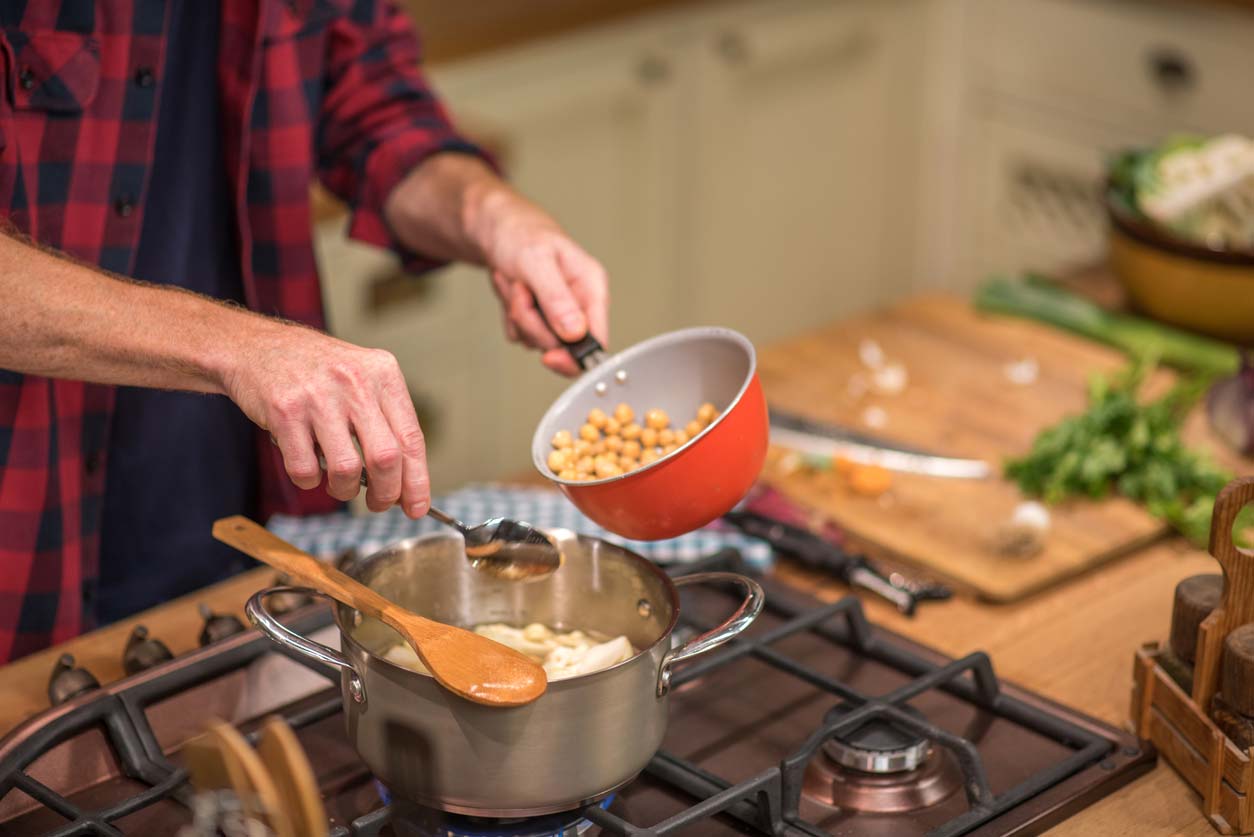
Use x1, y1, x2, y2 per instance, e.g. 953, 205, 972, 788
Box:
0, 550, 1154, 837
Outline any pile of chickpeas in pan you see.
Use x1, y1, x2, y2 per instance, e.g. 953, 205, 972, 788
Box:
548, 402, 720, 480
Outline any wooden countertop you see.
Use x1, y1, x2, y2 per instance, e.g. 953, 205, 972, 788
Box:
0, 291, 1240, 835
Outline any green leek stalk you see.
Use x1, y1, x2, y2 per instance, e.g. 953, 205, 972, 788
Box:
975, 276, 1239, 378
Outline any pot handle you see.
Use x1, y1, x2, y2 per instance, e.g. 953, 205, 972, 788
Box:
246, 586, 367, 705
657, 572, 764, 696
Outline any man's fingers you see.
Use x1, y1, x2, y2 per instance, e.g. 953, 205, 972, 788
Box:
519, 247, 587, 342
310, 413, 362, 502
557, 243, 610, 347
378, 383, 430, 519
541, 347, 580, 377
272, 422, 321, 490
352, 409, 403, 513
507, 281, 559, 350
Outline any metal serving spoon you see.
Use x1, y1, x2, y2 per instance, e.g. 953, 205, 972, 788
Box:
425, 507, 564, 582
306, 445, 564, 582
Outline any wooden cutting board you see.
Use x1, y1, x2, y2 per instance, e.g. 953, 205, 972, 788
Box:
757, 293, 1248, 602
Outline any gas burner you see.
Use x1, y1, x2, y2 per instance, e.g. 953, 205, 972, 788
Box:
385, 787, 614, 837
822, 704, 932, 774
803, 704, 963, 813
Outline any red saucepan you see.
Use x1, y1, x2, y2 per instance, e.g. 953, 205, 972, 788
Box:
530, 327, 768, 540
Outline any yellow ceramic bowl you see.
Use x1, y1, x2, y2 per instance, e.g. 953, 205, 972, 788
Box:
1107, 192, 1254, 344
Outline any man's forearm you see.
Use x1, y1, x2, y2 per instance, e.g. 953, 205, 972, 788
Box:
0, 230, 270, 391
382, 152, 512, 265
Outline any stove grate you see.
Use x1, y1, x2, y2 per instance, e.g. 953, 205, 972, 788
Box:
0, 550, 1149, 837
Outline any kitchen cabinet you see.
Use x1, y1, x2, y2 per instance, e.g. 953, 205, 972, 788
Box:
684, 0, 924, 344
918, 0, 1254, 292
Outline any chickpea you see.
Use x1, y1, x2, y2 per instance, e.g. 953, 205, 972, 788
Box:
640, 427, 659, 448
663, 443, 678, 455
697, 402, 718, 425
614, 403, 635, 424
658, 428, 675, 447
621, 439, 642, 460
547, 449, 571, 473
641, 448, 660, 465
619, 457, 639, 472
595, 451, 619, 468
573, 439, 593, 457
595, 458, 622, 479
575, 456, 595, 475
673, 429, 689, 446
621, 422, 642, 440
551, 429, 574, 449
604, 416, 621, 436
605, 435, 624, 453
579, 423, 600, 442
645, 408, 669, 430
558, 468, 578, 480
587, 407, 609, 429
685, 420, 702, 438
591, 439, 606, 455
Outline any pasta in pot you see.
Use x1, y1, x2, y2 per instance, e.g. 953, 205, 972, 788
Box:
384, 622, 636, 681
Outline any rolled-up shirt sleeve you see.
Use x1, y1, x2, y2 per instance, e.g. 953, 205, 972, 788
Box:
316, 1, 495, 273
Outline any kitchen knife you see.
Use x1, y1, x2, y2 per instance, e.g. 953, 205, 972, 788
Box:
722, 509, 951, 616
769, 410, 991, 480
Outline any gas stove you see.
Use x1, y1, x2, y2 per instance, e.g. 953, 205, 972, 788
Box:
0, 551, 1153, 836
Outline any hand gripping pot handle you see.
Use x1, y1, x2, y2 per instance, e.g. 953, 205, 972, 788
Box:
657, 572, 764, 696
246, 586, 368, 706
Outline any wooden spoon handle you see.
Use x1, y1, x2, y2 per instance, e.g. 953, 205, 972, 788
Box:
212, 516, 398, 626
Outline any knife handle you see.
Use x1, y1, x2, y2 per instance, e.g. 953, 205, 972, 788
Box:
722, 511, 856, 578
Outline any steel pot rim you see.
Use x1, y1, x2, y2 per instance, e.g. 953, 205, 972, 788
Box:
530, 326, 758, 487
333, 531, 684, 687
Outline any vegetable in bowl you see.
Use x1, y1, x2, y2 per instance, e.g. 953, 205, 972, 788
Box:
1109, 133, 1254, 252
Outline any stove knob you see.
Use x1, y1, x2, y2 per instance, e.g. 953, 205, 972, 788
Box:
48, 654, 100, 705
198, 603, 246, 646
122, 625, 174, 674
267, 574, 313, 614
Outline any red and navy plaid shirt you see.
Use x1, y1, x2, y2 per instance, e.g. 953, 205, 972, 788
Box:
0, 0, 484, 662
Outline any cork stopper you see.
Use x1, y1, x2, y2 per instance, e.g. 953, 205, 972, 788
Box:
1170, 574, 1224, 663
1221, 624, 1254, 717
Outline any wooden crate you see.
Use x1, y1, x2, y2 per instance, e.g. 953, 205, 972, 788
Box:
1131, 477, 1254, 834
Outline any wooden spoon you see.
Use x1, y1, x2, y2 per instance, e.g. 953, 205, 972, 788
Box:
212, 516, 547, 707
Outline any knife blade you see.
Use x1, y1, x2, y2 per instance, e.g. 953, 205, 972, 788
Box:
769, 410, 991, 480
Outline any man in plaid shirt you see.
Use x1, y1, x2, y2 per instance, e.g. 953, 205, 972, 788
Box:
0, 1, 609, 661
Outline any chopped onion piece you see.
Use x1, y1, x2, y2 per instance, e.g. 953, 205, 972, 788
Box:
861, 406, 888, 429
872, 363, 908, 395
858, 339, 885, 370
1004, 357, 1040, 386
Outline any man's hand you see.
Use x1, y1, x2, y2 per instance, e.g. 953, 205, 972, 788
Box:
0, 230, 429, 515
477, 192, 609, 376
384, 154, 609, 376
223, 323, 430, 516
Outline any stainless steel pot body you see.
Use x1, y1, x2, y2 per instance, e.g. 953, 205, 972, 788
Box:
247, 532, 762, 817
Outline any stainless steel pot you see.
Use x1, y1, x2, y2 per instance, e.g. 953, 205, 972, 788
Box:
246, 532, 763, 817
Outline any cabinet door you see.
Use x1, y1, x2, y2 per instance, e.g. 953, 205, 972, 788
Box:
428, 32, 685, 480
686, 0, 925, 345
956, 100, 1172, 289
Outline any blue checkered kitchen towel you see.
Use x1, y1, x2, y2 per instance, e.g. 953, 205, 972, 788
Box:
267, 484, 774, 570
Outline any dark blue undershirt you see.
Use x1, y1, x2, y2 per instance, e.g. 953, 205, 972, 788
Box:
97, 0, 258, 624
